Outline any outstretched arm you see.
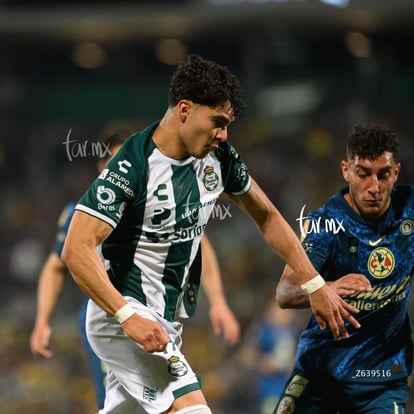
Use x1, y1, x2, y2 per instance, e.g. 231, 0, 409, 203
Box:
30, 252, 66, 358
200, 235, 240, 345
228, 178, 361, 340
277, 265, 372, 309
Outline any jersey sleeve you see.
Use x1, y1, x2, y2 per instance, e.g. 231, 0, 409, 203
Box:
215, 141, 251, 195
52, 202, 76, 257
75, 138, 144, 229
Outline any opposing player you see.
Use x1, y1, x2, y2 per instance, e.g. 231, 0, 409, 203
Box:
62, 54, 360, 414
274, 123, 413, 413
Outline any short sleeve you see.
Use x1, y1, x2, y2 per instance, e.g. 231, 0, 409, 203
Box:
75, 139, 144, 228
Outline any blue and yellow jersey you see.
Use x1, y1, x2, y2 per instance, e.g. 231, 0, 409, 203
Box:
295, 186, 414, 383
52, 202, 76, 257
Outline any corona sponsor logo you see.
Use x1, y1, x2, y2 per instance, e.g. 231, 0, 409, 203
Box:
367, 247, 395, 279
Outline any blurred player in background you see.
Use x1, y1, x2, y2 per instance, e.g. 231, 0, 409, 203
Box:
240, 303, 298, 414
274, 123, 413, 413
30, 128, 131, 409
31, 127, 240, 410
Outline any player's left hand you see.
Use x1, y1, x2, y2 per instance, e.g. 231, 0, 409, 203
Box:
209, 302, 240, 345
329, 273, 372, 296
30, 324, 54, 358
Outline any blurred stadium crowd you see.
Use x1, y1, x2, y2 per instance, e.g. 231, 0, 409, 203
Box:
1, 1, 414, 413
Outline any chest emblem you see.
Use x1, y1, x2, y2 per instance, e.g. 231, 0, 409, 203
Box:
400, 220, 414, 236
203, 166, 219, 191
367, 247, 395, 279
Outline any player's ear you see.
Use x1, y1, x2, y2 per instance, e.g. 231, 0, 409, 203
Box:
394, 162, 401, 183
177, 100, 191, 123
341, 160, 350, 182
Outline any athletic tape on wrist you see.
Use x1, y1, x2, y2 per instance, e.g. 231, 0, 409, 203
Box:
300, 274, 326, 295
114, 304, 135, 324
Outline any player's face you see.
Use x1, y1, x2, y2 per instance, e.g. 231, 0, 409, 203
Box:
178, 100, 234, 159
341, 151, 400, 221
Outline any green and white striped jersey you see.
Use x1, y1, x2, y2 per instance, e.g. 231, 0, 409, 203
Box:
76, 121, 251, 322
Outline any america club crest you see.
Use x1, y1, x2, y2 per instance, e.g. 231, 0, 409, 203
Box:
367, 247, 395, 279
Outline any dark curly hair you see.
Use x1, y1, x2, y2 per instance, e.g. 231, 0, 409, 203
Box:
168, 54, 245, 118
346, 123, 399, 163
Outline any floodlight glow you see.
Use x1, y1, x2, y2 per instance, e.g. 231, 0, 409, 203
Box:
320, 0, 349, 7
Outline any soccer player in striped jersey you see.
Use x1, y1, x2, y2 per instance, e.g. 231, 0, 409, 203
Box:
274, 123, 413, 414
30, 129, 239, 412
62, 54, 359, 414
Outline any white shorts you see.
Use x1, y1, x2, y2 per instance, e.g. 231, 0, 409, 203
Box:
86, 297, 201, 414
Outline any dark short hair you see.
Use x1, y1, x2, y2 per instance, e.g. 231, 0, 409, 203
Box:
99, 128, 132, 161
346, 123, 399, 163
168, 54, 245, 118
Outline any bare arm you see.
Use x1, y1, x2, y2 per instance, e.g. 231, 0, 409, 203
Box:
201, 235, 240, 345
228, 178, 361, 340
277, 265, 372, 309
276, 266, 311, 309
30, 252, 66, 357
61, 210, 169, 352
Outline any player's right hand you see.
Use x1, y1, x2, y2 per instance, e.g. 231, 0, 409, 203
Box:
121, 314, 170, 353
309, 284, 361, 341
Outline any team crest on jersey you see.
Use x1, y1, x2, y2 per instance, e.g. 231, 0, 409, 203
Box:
276, 396, 295, 414
203, 166, 219, 191
400, 220, 414, 236
167, 356, 188, 377
367, 247, 395, 279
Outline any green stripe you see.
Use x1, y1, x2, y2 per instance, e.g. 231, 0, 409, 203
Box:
163, 163, 201, 320
102, 130, 154, 303
172, 381, 201, 399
